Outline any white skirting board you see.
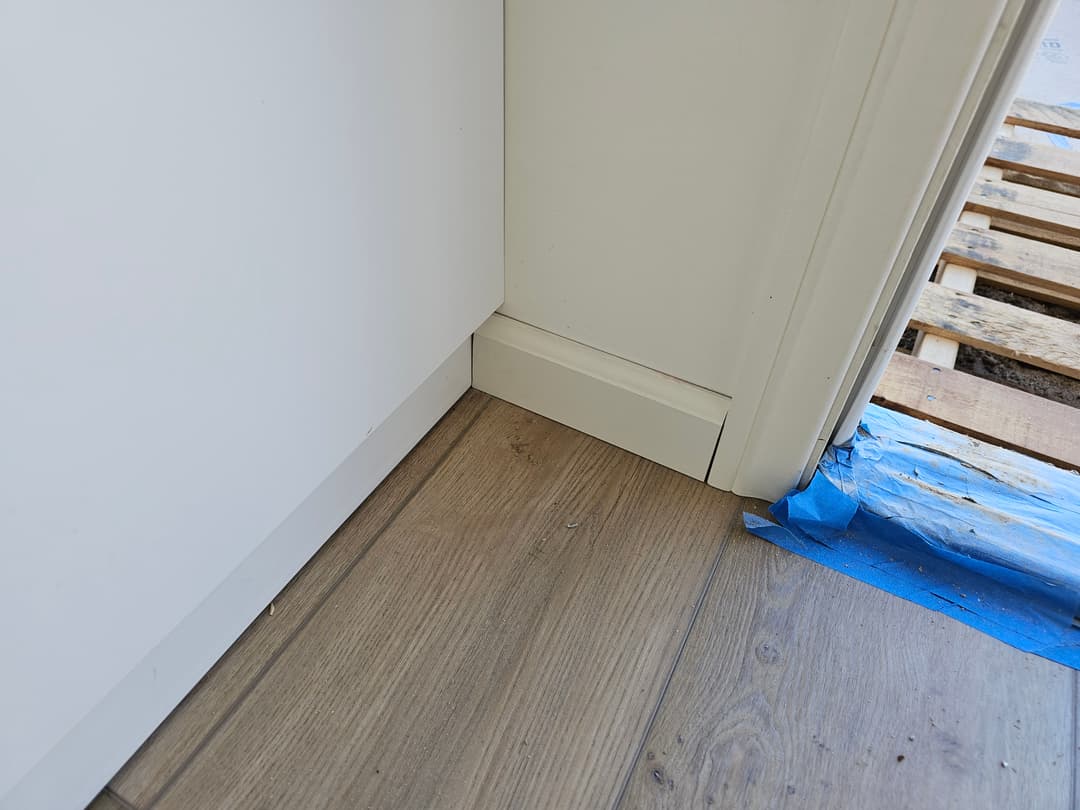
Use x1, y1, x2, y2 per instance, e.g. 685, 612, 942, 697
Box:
2, 341, 472, 810
473, 315, 729, 480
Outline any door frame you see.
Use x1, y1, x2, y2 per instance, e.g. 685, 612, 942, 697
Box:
709, 0, 1058, 501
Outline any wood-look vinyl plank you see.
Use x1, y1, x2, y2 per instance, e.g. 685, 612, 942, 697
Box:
152, 399, 739, 810
109, 390, 490, 807
619, 502, 1075, 810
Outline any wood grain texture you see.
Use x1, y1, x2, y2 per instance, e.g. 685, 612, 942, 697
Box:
966, 179, 1080, 246
108, 390, 491, 807
911, 262, 977, 369
942, 223, 1080, 307
910, 282, 1080, 380
151, 399, 739, 810
1007, 99, 1080, 139
619, 506, 1076, 810
987, 137, 1080, 186
85, 790, 131, 810
1001, 169, 1080, 201
978, 270, 1080, 309
991, 218, 1080, 252
993, 222, 1080, 250
873, 352, 1080, 471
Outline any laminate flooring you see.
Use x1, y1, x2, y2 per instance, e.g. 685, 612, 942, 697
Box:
95, 392, 1076, 809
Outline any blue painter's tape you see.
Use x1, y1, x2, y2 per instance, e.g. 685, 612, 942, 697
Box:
745, 404, 1080, 669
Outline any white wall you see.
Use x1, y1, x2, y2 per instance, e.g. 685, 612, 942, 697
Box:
0, 1, 502, 806
500, 0, 1038, 499
504, 0, 891, 395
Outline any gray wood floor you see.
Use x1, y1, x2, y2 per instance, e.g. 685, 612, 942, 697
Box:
95, 391, 1077, 809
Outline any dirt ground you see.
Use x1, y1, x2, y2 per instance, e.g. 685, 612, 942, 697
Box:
897, 282, 1080, 409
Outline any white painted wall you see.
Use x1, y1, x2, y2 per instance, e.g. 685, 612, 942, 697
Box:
504, 0, 893, 395
501, 0, 1041, 499
0, 1, 501, 806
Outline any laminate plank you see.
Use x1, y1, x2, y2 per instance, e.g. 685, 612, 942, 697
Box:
910, 283, 1080, 380
873, 352, 1080, 471
85, 790, 131, 810
1006, 99, 1080, 139
942, 222, 1080, 308
108, 389, 491, 807
987, 137, 1080, 186
966, 178, 1080, 244
152, 399, 740, 810
619, 505, 1075, 810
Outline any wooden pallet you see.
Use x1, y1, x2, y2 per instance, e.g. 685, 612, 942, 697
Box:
874, 99, 1080, 471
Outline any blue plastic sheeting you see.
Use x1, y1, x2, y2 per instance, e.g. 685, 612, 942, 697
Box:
745, 404, 1080, 669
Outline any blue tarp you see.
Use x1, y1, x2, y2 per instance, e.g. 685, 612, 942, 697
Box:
745, 404, 1080, 669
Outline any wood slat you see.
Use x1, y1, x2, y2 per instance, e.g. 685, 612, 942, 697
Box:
966, 179, 1080, 243
977, 269, 1080, 310
618, 502, 1076, 810
873, 352, 1080, 470
987, 137, 1080, 186
110, 390, 492, 806
1006, 98, 1080, 139
990, 218, 1080, 251
150, 400, 740, 810
1001, 170, 1080, 200
942, 222, 1080, 308
910, 282, 1080, 380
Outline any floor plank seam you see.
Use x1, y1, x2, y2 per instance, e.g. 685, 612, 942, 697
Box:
141, 397, 492, 809
104, 785, 141, 810
608, 512, 735, 810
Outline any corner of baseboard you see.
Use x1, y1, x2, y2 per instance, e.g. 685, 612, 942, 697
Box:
473, 314, 728, 480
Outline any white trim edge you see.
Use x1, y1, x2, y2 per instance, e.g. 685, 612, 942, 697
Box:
473, 314, 729, 479
709, 0, 1046, 501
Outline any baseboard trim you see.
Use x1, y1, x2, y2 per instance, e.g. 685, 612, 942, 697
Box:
3, 341, 472, 810
473, 315, 729, 479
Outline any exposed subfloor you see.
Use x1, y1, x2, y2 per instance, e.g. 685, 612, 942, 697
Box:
92, 391, 1077, 810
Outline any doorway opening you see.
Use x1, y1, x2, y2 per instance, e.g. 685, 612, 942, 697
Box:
753, 2, 1080, 669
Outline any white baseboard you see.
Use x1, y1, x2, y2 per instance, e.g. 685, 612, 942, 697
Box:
473, 315, 729, 479
3, 341, 471, 810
